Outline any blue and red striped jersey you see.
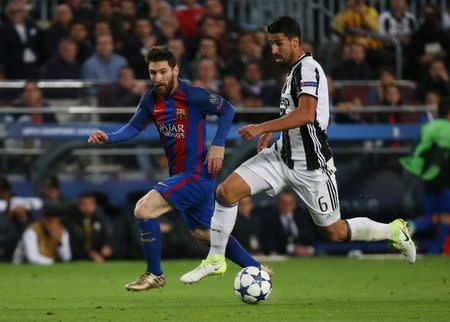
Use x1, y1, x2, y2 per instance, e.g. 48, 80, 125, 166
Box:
109, 80, 235, 180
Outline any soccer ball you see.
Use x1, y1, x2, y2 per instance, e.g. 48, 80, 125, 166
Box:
233, 266, 272, 304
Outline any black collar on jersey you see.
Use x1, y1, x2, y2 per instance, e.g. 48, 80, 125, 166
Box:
288, 52, 311, 71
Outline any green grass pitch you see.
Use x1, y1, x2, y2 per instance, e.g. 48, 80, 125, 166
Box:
0, 257, 449, 321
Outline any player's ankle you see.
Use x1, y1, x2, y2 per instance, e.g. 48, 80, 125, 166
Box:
206, 254, 225, 264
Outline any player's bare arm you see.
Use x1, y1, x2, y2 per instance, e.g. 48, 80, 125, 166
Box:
88, 130, 109, 144
239, 94, 317, 141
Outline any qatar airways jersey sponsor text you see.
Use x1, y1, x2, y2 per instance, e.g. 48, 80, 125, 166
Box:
156, 122, 185, 138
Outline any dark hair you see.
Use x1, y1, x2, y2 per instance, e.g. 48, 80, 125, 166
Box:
378, 66, 395, 76
267, 16, 301, 40
43, 205, 61, 218
59, 37, 76, 46
145, 45, 176, 68
198, 15, 216, 28
438, 97, 450, 118
44, 175, 60, 189
79, 192, 96, 200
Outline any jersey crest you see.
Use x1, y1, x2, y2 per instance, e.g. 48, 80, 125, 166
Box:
176, 107, 186, 120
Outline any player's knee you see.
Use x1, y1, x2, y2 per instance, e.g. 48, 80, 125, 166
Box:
216, 183, 238, 205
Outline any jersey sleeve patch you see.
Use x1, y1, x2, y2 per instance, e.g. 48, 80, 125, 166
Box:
300, 81, 318, 87
209, 93, 223, 111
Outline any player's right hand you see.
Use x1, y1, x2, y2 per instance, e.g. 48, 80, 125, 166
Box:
88, 130, 108, 144
257, 132, 274, 153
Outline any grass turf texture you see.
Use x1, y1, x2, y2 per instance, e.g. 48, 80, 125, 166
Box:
0, 257, 449, 321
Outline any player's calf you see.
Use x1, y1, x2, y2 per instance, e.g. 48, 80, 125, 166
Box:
320, 220, 350, 242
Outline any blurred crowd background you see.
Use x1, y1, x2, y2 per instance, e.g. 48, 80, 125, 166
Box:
0, 0, 449, 264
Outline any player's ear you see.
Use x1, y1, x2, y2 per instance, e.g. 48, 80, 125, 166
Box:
173, 65, 180, 78
292, 36, 300, 49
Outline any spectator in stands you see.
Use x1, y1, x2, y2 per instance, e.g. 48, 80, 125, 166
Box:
122, 17, 156, 79
226, 32, 262, 78
82, 33, 127, 84
115, 0, 137, 50
332, 42, 373, 80
418, 90, 440, 124
418, 59, 450, 100
41, 38, 81, 94
411, 4, 448, 78
191, 15, 230, 61
204, 0, 240, 37
328, 75, 362, 124
367, 66, 396, 104
12, 208, 71, 265
254, 27, 273, 63
139, 0, 173, 20
192, 57, 219, 93
378, 0, 416, 76
157, 13, 181, 44
69, 22, 94, 63
0, 176, 43, 260
204, 0, 223, 18
241, 61, 264, 98
240, 60, 280, 110
68, 193, 113, 263
0, 0, 43, 79
260, 191, 316, 256
221, 73, 244, 107
40, 176, 60, 203
378, 84, 403, 123
13, 81, 57, 124
175, 0, 205, 38
118, 0, 136, 20
191, 36, 225, 76
94, 0, 122, 45
65, 0, 96, 25
378, 0, 416, 46
100, 66, 147, 122
423, 90, 440, 120
44, 4, 74, 59
401, 98, 450, 254
331, 0, 391, 70
331, 0, 381, 50
40, 175, 70, 214
232, 197, 261, 254
167, 38, 192, 79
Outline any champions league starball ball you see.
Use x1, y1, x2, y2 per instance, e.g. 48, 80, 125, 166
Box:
233, 266, 272, 304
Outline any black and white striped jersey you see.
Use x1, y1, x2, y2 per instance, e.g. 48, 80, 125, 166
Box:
274, 53, 332, 171
378, 10, 416, 38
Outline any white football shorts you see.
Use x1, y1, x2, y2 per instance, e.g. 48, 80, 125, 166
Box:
234, 145, 341, 227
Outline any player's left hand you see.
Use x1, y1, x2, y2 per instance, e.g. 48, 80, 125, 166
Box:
205, 146, 224, 178
239, 124, 262, 141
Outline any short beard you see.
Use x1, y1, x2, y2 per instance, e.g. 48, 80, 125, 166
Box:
275, 51, 295, 67
154, 77, 175, 96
